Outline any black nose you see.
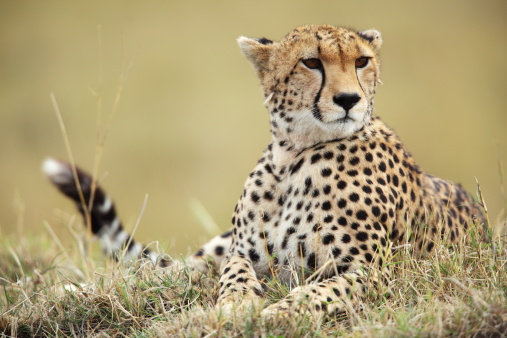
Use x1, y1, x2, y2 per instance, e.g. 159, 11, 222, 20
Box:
333, 93, 361, 112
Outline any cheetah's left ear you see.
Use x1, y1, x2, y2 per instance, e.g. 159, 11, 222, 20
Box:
237, 36, 275, 76
358, 29, 383, 52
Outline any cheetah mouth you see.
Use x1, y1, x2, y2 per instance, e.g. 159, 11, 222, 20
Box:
330, 116, 354, 124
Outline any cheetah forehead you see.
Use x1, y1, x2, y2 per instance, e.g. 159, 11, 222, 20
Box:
281, 25, 382, 55
238, 25, 382, 76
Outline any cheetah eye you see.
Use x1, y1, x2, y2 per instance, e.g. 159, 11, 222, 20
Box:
302, 58, 322, 69
355, 57, 369, 68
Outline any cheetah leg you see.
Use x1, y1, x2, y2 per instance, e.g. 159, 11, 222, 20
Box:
261, 266, 388, 319
216, 255, 264, 315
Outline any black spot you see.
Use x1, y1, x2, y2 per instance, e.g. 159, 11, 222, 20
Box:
332, 247, 342, 258
307, 253, 317, 269
290, 158, 305, 175
322, 234, 335, 245
393, 175, 399, 187
251, 192, 260, 203
312, 223, 322, 232
356, 210, 368, 220
341, 234, 351, 243
347, 170, 358, 177
248, 249, 260, 262
363, 167, 372, 175
342, 255, 353, 263
356, 232, 368, 241
365, 253, 373, 262
322, 201, 332, 211
349, 145, 358, 154
349, 157, 360, 166
221, 230, 233, 238
323, 185, 331, 195
263, 191, 274, 201
362, 185, 372, 194
281, 237, 288, 249
323, 215, 334, 223
215, 246, 224, 256
262, 212, 271, 222
371, 206, 381, 217
324, 151, 334, 159
287, 227, 297, 235
321, 168, 332, 177
338, 217, 347, 226
349, 193, 360, 202
389, 229, 399, 241
365, 153, 373, 162
337, 181, 347, 190
194, 249, 204, 257
349, 247, 360, 255
311, 153, 322, 164
336, 154, 345, 163
337, 199, 347, 208
296, 201, 304, 210
248, 211, 256, 221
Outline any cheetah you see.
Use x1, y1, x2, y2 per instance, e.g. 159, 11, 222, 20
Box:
43, 24, 485, 319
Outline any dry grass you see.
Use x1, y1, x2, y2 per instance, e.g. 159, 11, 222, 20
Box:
0, 215, 506, 337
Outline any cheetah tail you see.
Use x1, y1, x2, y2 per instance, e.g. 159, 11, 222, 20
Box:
42, 158, 169, 266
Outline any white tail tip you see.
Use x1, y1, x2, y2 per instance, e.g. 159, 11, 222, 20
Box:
42, 157, 73, 183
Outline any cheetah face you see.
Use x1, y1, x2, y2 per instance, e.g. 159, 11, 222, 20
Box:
239, 25, 382, 151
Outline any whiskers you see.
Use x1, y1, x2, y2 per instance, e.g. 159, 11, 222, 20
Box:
263, 92, 274, 105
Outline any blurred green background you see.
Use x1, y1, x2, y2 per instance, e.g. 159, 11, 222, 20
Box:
1, 0, 506, 255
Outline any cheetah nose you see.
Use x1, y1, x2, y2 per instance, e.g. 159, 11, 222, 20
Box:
333, 93, 361, 112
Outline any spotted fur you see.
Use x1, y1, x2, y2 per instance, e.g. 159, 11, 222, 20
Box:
44, 25, 484, 319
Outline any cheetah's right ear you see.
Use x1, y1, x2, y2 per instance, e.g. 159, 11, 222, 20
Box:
237, 36, 275, 75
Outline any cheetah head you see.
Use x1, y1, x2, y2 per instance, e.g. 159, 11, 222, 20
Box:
238, 25, 382, 151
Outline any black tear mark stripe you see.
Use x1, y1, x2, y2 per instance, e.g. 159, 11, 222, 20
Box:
312, 53, 326, 122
